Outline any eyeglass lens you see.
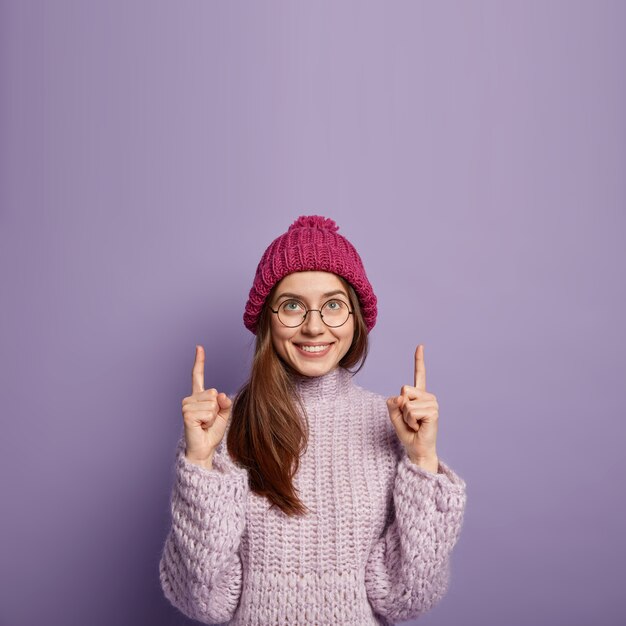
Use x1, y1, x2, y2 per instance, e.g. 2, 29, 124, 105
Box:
277, 299, 350, 327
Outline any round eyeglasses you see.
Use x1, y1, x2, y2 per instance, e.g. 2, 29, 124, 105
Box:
269, 298, 354, 328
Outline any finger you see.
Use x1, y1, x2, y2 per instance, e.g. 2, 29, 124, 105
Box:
414, 344, 426, 391
386, 396, 404, 424
402, 398, 437, 412
217, 392, 233, 407
182, 399, 219, 411
400, 404, 418, 428
192, 345, 205, 394
183, 412, 217, 428
400, 385, 426, 399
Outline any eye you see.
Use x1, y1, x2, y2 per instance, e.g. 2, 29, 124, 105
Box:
282, 299, 304, 311
324, 299, 346, 310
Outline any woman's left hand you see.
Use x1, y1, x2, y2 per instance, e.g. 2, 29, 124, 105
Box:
386, 344, 439, 465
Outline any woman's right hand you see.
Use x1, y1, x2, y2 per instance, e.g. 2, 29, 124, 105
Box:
181, 345, 233, 467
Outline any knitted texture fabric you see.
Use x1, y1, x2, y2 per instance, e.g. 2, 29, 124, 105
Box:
159, 366, 467, 625
242, 215, 378, 335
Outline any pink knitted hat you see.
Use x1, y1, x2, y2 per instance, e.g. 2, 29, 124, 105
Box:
243, 215, 378, 335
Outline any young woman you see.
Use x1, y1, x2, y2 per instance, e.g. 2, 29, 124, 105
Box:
159, 215, 467, 626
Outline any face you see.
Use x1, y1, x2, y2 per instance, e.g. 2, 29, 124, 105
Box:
269, 271, 355, 378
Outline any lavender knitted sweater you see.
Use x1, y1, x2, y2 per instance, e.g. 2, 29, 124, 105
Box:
159, 366, 467, 625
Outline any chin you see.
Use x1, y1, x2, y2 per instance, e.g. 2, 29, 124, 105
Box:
293, 360, 338, 376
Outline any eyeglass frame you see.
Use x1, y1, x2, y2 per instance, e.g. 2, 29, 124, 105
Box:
269, 297, 354, 328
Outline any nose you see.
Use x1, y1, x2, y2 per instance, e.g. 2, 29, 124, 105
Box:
301, 309, 325, 334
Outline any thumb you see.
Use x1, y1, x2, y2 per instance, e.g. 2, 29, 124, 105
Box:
386, 395, 404, 424
216, 393, 233, 419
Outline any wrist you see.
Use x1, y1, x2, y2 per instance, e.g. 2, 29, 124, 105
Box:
408, 452, 439, 473
185, 452, 215, 470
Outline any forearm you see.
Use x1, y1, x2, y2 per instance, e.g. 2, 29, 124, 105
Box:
365, 454, 467, 621
160, 438, 248, 623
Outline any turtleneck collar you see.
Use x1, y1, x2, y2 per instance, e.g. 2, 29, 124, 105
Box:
288, 365, 355, 399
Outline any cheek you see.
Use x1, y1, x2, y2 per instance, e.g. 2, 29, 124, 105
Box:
338, 326, 355, 347
271, 326, 293, 352
271, 330, 285, 349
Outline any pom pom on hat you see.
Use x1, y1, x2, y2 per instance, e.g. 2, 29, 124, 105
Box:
287, 215, 340, 233
243, 214, 378, 335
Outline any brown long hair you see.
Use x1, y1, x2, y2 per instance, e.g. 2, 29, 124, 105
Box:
226, 275, 370, 517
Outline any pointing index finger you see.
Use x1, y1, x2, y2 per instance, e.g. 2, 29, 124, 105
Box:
192, 345, 205, 394
414, 344, 426, 391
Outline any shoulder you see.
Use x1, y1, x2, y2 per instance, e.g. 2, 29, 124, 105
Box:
350, 380, 389, 413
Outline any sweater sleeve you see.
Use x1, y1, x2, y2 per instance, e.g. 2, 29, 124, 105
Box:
159, 409, 249, 624
364, 447, 467, 623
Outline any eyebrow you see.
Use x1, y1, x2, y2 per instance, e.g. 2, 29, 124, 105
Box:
275, 289, 349, 301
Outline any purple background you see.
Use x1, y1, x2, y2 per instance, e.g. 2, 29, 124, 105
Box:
1, 2, 625, 625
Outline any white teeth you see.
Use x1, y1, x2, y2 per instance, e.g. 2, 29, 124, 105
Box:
298, 344, 330, 352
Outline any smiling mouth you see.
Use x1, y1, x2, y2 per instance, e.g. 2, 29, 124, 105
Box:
293, 342, 334, 355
